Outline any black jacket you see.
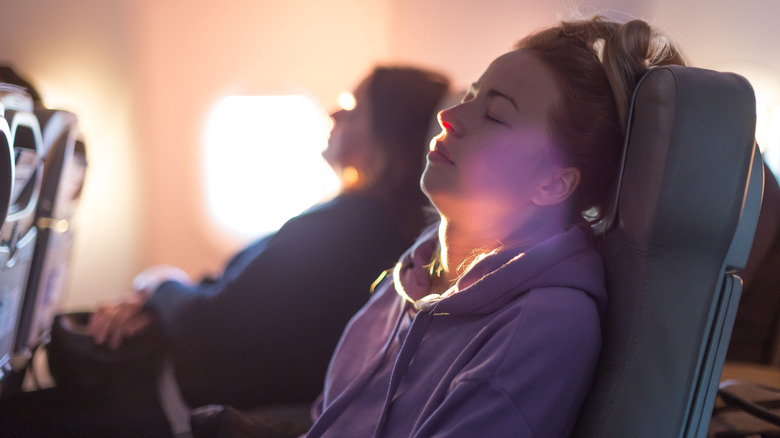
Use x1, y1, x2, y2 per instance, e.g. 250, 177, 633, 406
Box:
146, 192, 414, 408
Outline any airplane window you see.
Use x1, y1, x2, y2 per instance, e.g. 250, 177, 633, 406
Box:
203, 95, 339, 240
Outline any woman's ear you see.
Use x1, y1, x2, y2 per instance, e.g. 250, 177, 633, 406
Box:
532, 167, 581, 206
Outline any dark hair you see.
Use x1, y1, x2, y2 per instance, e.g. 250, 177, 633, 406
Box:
0, 65, 42, 102
516, 16, 684, 224
365, 66, 450, 239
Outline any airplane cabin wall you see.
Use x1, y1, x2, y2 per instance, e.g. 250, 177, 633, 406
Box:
0, 0, 777, 311
392, 0, 780, 94
0, 0, 396, 309
130, 0, 396, 300
0, 0, 144, 309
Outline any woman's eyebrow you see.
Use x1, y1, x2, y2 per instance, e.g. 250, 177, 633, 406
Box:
486, 89, 519, 111
468, 82, 518, 111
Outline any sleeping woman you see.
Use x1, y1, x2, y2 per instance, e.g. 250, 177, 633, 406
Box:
305, 16, 684, 438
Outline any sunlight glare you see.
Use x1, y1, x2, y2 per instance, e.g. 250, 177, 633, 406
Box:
337, 91, 357, 111
341, 166, 360, 187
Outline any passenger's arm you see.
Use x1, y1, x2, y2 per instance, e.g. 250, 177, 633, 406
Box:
141, 197, 406, 406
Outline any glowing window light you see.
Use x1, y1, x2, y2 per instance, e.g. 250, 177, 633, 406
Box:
203, 95, 339, 240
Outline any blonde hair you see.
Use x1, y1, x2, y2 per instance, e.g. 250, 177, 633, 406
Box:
515, 16, 685, 222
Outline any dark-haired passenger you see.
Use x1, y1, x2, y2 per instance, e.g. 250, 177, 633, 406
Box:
89, 67, 450, 410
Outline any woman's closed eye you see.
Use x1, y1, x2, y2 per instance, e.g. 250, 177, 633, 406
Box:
485, 113, 504, 124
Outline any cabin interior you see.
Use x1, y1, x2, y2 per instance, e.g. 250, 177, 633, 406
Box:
0, 0, 779, 436
0, 0, 777, 309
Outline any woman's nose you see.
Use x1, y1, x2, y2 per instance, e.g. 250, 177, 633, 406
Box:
329, 108, 346, 121
438, 107, 459, 137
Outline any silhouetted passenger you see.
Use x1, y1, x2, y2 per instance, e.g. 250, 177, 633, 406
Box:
88, 66, 450, 410
0, 65, 42, 102
0, 66, 449, 438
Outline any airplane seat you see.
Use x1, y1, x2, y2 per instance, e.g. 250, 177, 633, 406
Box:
0, 111, 11, 247
0, 105, 13, 379
725, 163, 780, 365
14, 108, 86, 358
572, 65, 761, 438
705, 164, 780, 436
186, 70, 761, 437
0, 83, 44, 388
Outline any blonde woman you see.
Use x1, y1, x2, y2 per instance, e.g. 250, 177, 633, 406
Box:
307, 17, 684, 438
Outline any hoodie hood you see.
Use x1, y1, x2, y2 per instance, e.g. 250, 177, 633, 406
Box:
394, 223, 607, 316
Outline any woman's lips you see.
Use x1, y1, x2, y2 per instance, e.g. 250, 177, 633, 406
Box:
428, 141, 455, 165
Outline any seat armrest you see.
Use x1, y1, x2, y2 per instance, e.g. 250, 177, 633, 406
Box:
710, 378, 780, 436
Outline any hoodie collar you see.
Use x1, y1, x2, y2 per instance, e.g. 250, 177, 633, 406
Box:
394, 224, 606, 316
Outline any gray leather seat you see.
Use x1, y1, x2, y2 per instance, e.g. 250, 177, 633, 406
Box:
726, 163, 780, 364
0, 105, 11, 248
0, 102, 14, 379
0, 83, 44, 383
14, 108, 86, 354
573, 65, 762, 437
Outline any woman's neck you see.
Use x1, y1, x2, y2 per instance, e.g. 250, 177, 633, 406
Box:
434, 211, 568, 289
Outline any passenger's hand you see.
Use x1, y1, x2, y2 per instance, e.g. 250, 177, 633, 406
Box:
89, 293, 153, 350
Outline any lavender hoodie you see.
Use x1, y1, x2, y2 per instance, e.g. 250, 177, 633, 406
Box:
307, 224, 607, 438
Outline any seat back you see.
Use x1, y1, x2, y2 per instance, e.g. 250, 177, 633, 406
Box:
0, 84, 43, 379
573, 66, 762, 437
0, 107, 13, 376
14, 108, 86, 352
0, 111, 11, 241
725, 163, 780, 364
